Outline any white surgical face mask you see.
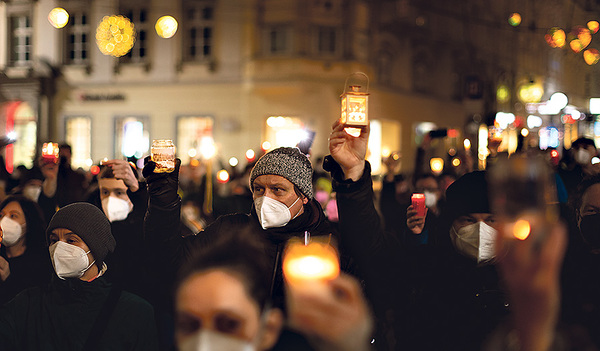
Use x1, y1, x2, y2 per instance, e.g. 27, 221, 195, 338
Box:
101, 196, 133, 222
178, 329, 256, 351
423, 191, 438, 208
49, 241, 95, 280
23, 185, 42, 202
575, 149, 593, 165
450, 221, 498, 263
254, 196, 301, 229
0, 216, 24, 247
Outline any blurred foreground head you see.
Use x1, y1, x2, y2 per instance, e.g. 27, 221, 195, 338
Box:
174, 231, 283, 351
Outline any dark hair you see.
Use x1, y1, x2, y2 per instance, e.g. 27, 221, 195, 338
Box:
571, 174, 600, 212
0, 195, 47, 248
175, 230, 272, 311
98, 165, 115, 179
413, 173, 438, 187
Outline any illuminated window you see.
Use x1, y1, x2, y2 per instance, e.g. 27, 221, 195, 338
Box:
65, 116, 91, 169
183, 0, 215, 61
9, 14, 33, 66
120, 4, 148, 63
64, 10, 89, 65
115, 117, 149, 160
265, 117, 307, 149
10, 102, 37, 169
176, 116, 213, 165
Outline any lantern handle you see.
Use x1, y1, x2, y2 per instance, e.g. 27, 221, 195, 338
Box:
343, 72, 369, 94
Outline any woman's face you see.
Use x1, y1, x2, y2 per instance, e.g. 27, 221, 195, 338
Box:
0, 201, 26, 227
175, 269, 262, 344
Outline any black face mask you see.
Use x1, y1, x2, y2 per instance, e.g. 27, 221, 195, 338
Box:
579, 213, 600, 251
59, 156, 68, 166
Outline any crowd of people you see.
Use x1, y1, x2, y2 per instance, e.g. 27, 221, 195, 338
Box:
0, 124, 597, 350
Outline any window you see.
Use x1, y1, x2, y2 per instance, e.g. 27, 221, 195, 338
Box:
65, 117, 92, 170
183, 0, 215, 61
9, 15, 33, 66
64, 11, 89, 65
176, 116, 214, 165
120, 6, 148, 63
316, 26, 337, 55
6, 102, 37, 170
265, 26, 291, 55
115, 117, 149, 160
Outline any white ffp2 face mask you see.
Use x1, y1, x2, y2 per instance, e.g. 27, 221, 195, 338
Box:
101, 196, 133, 222
49, 241, 95, 280
0, 216, 24, 247
23, 185, 42, 202
423, 191, 438, 208
450, 221, 498, 263
254, 196, 301, 229
178, 329, 256, 351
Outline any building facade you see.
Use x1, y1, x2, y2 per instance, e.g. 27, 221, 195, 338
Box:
0, 0, 599, 175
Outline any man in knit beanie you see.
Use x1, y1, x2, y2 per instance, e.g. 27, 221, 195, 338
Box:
249, 147, 314, 229
47, 202, 116, 280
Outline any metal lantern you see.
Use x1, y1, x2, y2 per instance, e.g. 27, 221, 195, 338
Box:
340, 73, 369, 127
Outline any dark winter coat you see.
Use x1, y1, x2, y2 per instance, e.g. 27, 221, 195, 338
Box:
0, 276, 159, 351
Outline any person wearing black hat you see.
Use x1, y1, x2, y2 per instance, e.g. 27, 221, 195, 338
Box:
0, 202, 159, 351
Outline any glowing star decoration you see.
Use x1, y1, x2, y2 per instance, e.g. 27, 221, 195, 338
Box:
545, 27, 566, 48
584, 49, 600, 65
48, 8, 69, 29
568, 26, 592, 53
96, 15, 136, 57
508, 13, 521, 27
155, 15, 178, 39
588, 21, 599, 34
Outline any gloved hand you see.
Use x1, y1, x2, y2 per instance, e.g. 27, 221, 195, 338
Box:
143, 157, 181, 209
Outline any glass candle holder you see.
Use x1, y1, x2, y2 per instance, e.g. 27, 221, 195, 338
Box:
151, 139, 176, 173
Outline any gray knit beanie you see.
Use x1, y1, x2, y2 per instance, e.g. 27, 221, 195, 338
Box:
46, 202, 116, 264
250, 147, 314, 199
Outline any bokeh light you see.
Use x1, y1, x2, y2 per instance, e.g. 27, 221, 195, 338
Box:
584, 48, 600, 65
430, 158, 444, 174
545, 27, 566, 48
216, 169, 230, 183
48, 8, 69, 29
228, 157, 239, 167
569, 26, 592, 53
521, 128, 529, 137
96, 15, 136, 57
588, 20, 599, 34
512, 219, 531, 240
245, 149, 256, 162
452, 158, 461, 167
155, 15, 178, 39
261, 141, 271, 151
496, 85, 510, 103
508, 13, 521, 27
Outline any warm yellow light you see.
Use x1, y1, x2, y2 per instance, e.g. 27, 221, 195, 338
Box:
584, 49, 600, 65
217, 169, 230, 183
48, 8, 69, 29
521, 128, 529, 137
381, 148, 391, 158
190, 159, 200, 167
155, 15, 178, 39
508, 13, 521, 27
464, 139, 471, 150
344, 127, 362, 137
452, 158, 461, 167
188, 149, 197, 158
340, 77, 369, 128
283, 240, 340, 283
588, 21, 600, 34
245, 149, 256, 161
430, 158, 444, 174
512, 219, 531, 240
229, 157, 239, 167
261, 141, 271, 151
96, 15, 136, 57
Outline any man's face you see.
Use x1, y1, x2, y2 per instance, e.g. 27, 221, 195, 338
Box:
252, 175, 308, 217
99, 178, 130, 203
578, 183, 600, 226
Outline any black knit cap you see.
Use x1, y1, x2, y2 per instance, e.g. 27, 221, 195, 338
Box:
444, 171, 490, 220
46, 202, 116, 264
250, 147, 314, 199
572, 137, 596, 149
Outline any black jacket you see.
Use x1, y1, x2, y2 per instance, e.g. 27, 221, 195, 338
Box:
0, 275, 159, 351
